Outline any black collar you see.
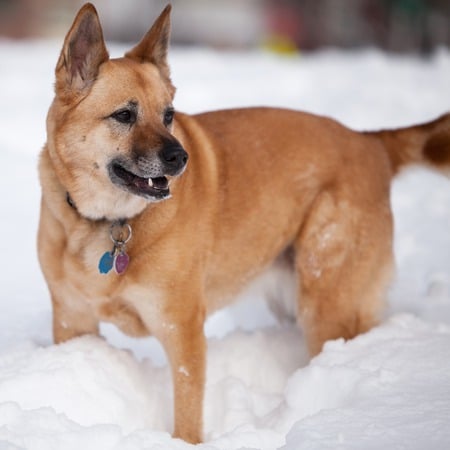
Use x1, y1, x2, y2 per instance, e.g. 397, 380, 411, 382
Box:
66, 192, 77, 210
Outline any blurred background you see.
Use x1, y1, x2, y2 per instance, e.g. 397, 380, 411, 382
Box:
0, 0, 449, 54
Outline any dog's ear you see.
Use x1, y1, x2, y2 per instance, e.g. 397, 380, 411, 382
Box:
125, 5, 172, 81
55, 3, 109, 97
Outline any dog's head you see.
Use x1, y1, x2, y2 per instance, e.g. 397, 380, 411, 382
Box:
46, 3, 188, 221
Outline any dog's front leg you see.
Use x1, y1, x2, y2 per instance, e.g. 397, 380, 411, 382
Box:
162, 305, 206, 444
50, 290, 99, 344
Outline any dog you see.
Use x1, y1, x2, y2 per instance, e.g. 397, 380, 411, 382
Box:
38, 3, 450, 443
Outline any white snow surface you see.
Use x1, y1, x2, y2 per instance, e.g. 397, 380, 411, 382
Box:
1, 40, 450, 449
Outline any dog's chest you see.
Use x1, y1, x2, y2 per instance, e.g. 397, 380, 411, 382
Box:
62, 225, 164, 335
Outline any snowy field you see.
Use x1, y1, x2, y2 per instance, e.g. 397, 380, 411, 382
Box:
0, 39, 450, 449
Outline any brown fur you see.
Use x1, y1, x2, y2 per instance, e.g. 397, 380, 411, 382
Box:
38, 4, 450, 443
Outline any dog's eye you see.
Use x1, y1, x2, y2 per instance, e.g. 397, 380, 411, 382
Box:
163, 108, 175, 127
111, 109, 136, 125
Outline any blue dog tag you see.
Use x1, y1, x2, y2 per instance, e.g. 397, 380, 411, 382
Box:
98, 251, 114, 274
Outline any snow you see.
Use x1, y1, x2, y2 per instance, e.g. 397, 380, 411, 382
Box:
1, 39, 450, 449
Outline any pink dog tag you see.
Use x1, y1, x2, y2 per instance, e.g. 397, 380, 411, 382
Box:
114, 251, 129, 274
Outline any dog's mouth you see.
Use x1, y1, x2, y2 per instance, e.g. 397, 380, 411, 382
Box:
109, 163, 170, 200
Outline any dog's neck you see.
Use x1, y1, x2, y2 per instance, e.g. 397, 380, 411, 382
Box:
66, 191, 109, 224
65, 191, 132, 275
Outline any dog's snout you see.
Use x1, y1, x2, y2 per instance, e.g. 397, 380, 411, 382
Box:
160, 144, 188, 174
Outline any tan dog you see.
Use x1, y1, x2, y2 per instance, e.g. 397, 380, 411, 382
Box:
38, 3, 450, 443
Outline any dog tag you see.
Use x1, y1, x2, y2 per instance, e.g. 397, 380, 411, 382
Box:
114, 251, 129, 274
99, 251, 114, 274
98, 221, 132, 275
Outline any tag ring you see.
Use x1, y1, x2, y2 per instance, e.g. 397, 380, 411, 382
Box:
109, 222, 132, 245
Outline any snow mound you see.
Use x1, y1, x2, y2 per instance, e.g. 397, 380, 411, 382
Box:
0, 317, 449, 449
282, 315, 450, 450
0, 337, 170, 434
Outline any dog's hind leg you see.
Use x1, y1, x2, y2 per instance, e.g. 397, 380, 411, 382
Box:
294, 191, 394, 356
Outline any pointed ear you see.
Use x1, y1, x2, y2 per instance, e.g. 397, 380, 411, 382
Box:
55, 3, 109, 96
125, 5, 172, 80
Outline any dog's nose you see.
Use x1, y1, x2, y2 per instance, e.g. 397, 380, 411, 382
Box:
160, 144, 188, 174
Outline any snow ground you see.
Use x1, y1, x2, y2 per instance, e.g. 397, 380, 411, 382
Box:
0, 40, 449, 449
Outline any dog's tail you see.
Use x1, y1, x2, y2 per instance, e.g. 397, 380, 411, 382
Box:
370, 112, 450, 177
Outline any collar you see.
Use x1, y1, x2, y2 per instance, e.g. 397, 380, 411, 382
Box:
66, 192, 77, 210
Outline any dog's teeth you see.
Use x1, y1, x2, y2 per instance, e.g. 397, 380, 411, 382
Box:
148, 178, 153, 187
